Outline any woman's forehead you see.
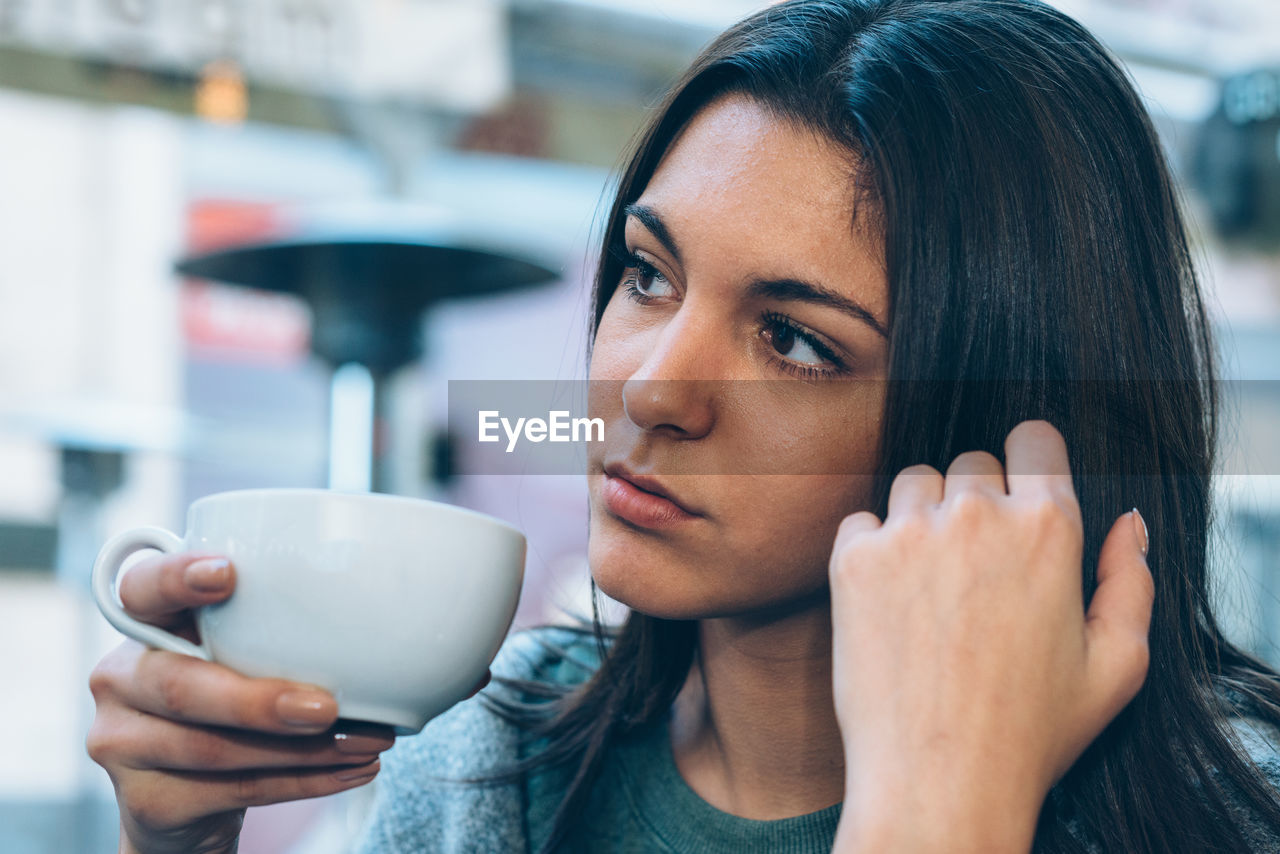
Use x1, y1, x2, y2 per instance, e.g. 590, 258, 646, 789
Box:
645, 95, 859, 209
627, 95, 887, 318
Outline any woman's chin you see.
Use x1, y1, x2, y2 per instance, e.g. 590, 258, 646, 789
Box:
588, 547, 719, 621
589, 561, 785, 622
586, 520, 829, 621
590, 566, 701, 621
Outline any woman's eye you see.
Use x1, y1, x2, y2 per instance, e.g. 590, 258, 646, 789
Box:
760, 311, 849, 379
620, 252, 675, 301
762, 316, 824, 366
767, 321, 826, 366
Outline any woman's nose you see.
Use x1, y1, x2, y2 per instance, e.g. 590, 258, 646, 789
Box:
620, 311, 717, 439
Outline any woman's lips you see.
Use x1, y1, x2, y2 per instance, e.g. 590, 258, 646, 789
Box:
603, 474, 702, 529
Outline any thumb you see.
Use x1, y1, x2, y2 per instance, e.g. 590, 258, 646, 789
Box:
1084, 509, 1155, 717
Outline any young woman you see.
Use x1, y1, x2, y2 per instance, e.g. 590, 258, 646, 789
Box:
87, 1, 1280, 852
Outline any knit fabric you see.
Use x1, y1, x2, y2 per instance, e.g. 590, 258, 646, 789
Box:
348, 626, 1280, 853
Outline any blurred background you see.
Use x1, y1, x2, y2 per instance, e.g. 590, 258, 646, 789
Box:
1, 0, 1278, 851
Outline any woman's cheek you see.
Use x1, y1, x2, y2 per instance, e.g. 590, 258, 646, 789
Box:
589, 320, 659, 385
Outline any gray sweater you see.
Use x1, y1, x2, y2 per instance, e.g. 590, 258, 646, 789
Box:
349, 627, 1280, 853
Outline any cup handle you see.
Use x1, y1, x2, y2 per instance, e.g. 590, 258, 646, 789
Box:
91, 526, 214, 661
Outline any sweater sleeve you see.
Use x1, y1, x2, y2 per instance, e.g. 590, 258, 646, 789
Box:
1226, 714, 1280, 852
347, 627, 590, 854
1033, 709, 1280, 854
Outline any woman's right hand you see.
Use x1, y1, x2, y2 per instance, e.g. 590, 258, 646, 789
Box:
86, 551, 395, 854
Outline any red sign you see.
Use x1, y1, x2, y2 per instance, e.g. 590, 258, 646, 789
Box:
181, 199, 311, 365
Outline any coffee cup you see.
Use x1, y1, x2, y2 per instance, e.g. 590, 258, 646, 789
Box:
91, 488, 526, 734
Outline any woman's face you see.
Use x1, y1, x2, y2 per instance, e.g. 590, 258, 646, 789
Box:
586, 93, 890, 621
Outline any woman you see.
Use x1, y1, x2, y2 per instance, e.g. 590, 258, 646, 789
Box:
87, 1, 1280, 852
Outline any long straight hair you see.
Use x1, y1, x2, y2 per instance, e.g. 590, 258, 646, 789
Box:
481, 2, 1280, 851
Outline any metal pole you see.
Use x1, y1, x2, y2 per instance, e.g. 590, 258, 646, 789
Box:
328, 363, 375, 492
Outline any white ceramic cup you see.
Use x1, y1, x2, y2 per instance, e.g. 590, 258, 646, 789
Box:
91, 488, 526, 734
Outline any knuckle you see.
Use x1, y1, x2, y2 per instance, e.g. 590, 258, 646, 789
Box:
241, 700, 270, 732
1047, 483, 1082, 518
157, 557, 191, 604
946, 489, 994, 524
88, 660, 118, 702
184, 732, 227, 769
835, 511, 877, 541
155, 665, 194, 719
1138, 566, 1157, 603
834, 511, 880, 547
829, 546, 859, 584
230, 686, 274, 731
88, 643, 146, 708
89, 715, 155, 771
1024, 494, 1075, 533
830, 537, 884, 585
120, 779, 173, 832
228, 677, 281, 732
84, 721, 119, 768
886, 509, 930, 540
233, 770, 268, 807
304, 773, 341, 799
1120, 636, 1152, 688
1132, 637, 1151, 675
115, 563, 154, 614
838, 509, 874, 528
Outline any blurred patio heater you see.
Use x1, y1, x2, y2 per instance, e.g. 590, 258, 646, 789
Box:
175, 208, 559, 493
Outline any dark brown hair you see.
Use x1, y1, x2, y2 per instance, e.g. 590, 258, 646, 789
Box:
480, 2, 1280, 851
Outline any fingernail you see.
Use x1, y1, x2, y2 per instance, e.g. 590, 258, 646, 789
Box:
334, 732, 395, 755
335, 759, 380, 782
185, 559, 230, 592
276, 691, 336, 728
1131, 508, 1149, 557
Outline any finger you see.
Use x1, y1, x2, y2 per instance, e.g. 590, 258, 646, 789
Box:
1003, 420, 1079, 513
887, 464, 944, 517
117, 552, 236, 626
942, 450, 1006, 500
104, 712, 394, 773
122, 759, 381, 826
465, 670, 492, 699
831, 511, 882, 560
106, 644, 339, 735
1084, 510, 1155, 718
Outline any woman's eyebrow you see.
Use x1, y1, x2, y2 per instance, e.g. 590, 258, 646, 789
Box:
746, 278, 888, 338
623, 203, 682, 266
624, 202, 886, 338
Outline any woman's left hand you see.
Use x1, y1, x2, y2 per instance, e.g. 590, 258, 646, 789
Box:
828, 420, 1153, 854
